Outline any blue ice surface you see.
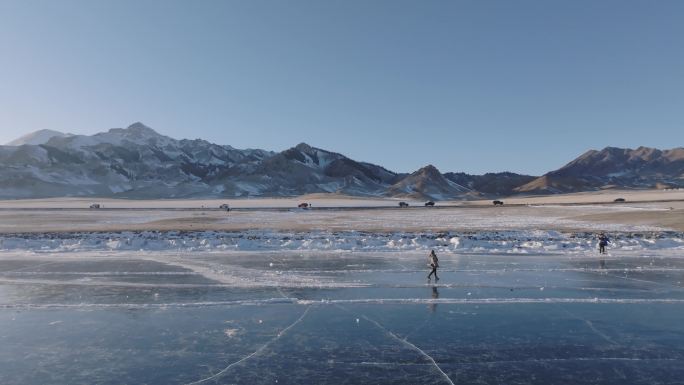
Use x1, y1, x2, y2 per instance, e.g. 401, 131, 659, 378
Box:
1, 250, 683, 384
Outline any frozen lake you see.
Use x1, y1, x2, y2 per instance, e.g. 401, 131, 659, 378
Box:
1, 231, 684, 384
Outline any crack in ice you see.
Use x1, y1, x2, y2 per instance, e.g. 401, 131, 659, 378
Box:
185, 305, 311, 385
456, 357, 681, 365
359, 314, 455, 385
558, 306, 620, 346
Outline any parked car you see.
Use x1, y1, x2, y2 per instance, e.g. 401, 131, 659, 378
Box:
613, 198, 626, 203
89, 203, 101, 209
492, 200, 504, 206
298, 203, 309, 209
219, 204, 230, 211
398, 202, 409, 208
424, 201, 435, 207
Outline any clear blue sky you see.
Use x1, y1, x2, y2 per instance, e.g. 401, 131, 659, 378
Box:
1, 0, 682, 175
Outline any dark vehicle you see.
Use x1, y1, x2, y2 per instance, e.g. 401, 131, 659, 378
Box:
89, 203, 101, 209
424, 201, 435, 207
219, 204, 230, 211
398, 202, 409, 208
614, 198, 626, 203
493, 200, 504, 206
298, 203, 309, 209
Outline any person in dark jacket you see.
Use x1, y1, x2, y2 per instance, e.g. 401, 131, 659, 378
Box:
427, 250, 439, 281
598, 233, 609, 254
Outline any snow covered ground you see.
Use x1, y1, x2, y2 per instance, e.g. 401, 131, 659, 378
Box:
0, 229, 682, 255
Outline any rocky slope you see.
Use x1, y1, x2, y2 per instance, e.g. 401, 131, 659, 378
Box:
515, 146, 684, 194
387, 165, 473, 200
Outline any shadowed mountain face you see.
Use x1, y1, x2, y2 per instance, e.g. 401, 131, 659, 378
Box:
516, 146, 684, 194
444, 172, 537, 196
1, 124, 681, 199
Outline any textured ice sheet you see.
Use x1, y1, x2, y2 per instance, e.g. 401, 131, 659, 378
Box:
1, 236, 684, 384
2, 302, 683, 385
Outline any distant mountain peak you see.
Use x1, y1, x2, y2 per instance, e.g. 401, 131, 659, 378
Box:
127, 121, 153, 131
416, 164, 440, 174
6, 129, 71, 146
516, 145, 684, 194
123, 122, 160, 136
104, 122, 165, 142
294, 142, 315, 152
410, 165, 445, 181
386, 163, 470, 200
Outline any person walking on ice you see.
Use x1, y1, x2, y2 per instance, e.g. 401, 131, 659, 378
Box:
427, 249, 439, 281
598, 233, 610, 254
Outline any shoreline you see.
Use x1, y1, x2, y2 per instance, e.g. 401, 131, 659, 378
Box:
0, 206, 679, 233
0, 190, 683, 233
1, 228, 680, 255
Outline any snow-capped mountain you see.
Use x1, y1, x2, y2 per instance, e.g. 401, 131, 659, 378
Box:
1, 123, 532, 200
4, 124, 678, 200
6, 129, 72, 146
0, 123, 275, 198
515, 146, 684, 194
250, 142, 403, 196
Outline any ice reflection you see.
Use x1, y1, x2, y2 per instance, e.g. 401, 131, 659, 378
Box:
428, 286, 439, 313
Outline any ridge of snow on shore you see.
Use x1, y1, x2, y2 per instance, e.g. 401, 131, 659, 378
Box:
1, 230, 682, 254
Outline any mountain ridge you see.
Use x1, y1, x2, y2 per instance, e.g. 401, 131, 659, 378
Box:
2, 124, 682, 200
516, 146, 684, 194
6, 129, 72, 146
